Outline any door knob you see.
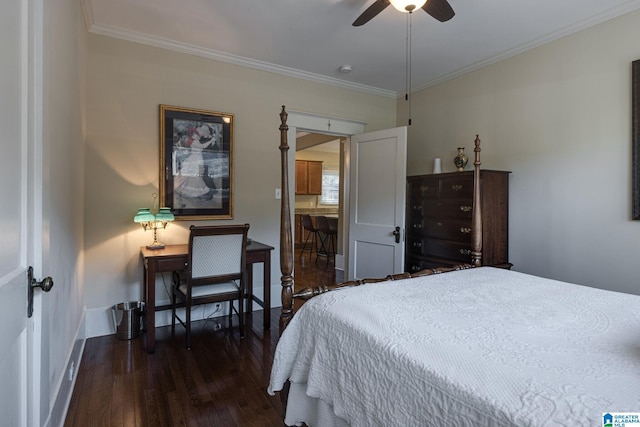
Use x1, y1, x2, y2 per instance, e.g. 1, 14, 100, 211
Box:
392, 226, 401, 243
27, 266, 54, 318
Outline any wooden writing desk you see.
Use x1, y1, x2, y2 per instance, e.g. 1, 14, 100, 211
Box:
140, 241, 274, 353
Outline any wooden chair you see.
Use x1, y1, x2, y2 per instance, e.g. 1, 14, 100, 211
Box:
300, 214, 319, 259
315, 216, 337, 266
172, 224, 250, 349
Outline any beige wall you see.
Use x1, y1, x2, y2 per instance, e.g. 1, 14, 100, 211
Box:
84, 34, 396, 335
402, 10, 640, 295
40, 0, 87, 423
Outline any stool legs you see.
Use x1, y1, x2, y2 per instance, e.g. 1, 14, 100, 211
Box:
315, 231, 336, 266
300, 228, 317, 259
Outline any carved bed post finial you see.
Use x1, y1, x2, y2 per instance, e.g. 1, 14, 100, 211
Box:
471, 135, 482, 267
278, 106, 294, 333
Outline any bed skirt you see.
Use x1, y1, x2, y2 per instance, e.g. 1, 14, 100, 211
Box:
285, 382, 350, 427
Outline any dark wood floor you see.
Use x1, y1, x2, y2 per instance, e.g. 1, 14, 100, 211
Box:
64, 248, 335, 427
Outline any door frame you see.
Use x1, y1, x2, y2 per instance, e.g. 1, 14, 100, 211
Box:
26, 0, 46, 425
284, 110, 365, 280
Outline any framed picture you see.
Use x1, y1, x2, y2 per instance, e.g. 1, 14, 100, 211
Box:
160, 105, 234, 220
633, 60, 640, 219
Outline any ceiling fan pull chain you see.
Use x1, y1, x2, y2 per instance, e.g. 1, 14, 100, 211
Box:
405, 13, 409, 102
406, 12, 413, 126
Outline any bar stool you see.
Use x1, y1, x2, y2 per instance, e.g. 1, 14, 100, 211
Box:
300, 214, 319, 259
315, 216, 337, 266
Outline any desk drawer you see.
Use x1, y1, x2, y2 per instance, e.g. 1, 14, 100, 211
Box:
156, 257, 188, 271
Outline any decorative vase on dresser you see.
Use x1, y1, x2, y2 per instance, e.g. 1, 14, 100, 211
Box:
405, 170, 511, 272
453, 147, 469, 171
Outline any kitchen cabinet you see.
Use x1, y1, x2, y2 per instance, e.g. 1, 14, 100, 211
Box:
294, 214, 303, 246
296, 160, 323, 195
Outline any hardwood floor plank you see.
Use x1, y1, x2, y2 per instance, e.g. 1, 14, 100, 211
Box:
65, 249, 335, 426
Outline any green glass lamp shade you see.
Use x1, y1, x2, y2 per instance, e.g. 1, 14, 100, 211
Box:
155, 207, 175, 222
134, 208, 155, 223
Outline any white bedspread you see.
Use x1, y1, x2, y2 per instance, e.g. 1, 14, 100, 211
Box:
268, 267, 640, 426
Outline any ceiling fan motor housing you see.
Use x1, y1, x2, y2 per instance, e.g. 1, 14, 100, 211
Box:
352, 0, 454, 27
389, 0, 427, 13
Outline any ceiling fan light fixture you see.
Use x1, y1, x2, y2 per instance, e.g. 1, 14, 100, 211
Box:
389, 0, 427, 13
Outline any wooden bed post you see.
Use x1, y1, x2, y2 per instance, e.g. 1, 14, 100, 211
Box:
471, 135, 482, 267
278, 106, 294, 334
277, 123, 484, 324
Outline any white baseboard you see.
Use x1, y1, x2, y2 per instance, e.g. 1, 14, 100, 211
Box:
52, 310, 86, 427
335, 254, 345, 283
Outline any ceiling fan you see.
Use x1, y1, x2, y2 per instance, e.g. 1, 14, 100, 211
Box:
353, 0, 455, 26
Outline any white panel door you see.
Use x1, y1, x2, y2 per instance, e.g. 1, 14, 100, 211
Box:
348, 127, 407, 280
0, 1, 43, 425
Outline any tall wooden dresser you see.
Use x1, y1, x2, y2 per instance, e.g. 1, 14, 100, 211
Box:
405, 170, 511, 272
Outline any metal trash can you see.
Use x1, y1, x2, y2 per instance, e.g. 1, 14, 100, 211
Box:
112, 301, 145, 340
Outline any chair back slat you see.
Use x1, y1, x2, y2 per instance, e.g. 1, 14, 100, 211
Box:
191, 234, 244, 278
173, 223, 250, 348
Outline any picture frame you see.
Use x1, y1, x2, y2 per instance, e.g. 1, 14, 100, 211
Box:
632, 60, 640, 220
160, 105, 234, 220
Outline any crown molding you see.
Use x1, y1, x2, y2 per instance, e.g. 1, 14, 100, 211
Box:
85, 1, 640, 99
88, 23, 397, 99
413, 0, 640, 93
79, 0, 94, 33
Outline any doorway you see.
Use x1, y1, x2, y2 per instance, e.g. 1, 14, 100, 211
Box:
294, 133, 344, 284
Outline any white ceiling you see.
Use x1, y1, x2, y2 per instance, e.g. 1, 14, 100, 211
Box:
83, 0, 640, 97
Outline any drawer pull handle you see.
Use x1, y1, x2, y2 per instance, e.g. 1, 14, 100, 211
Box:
452, 184, 463, 191
459, 249, 471, 255
413, 242, 422, 248
460, 205, 472, 212
413, 204, 422, 210
420, 185, 429, 193
460, 227, 471, 234
436, 222, 443, 227
413, 224, 423, 229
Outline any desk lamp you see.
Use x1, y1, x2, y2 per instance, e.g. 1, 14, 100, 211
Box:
134, 194, 175, 249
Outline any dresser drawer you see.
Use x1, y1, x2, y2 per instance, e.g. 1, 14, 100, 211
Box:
407, 219, 472, 241
408, 176, 437, 200
424, 199, 473, 219
406, 235, 425, 256
405, 255, 459, 273
422, 239, 472, 263
439, 175, 473, 199
426, 220, 472, 241
409, 199, 473, 220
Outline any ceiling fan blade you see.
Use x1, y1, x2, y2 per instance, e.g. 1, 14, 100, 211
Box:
422, 0, 455, 22
352, 0, 390, 26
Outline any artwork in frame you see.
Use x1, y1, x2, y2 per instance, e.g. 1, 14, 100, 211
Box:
160, 105, 234, 220
633, 60, 640, 220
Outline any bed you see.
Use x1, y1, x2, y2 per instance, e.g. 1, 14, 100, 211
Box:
268, 106, 640, 426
